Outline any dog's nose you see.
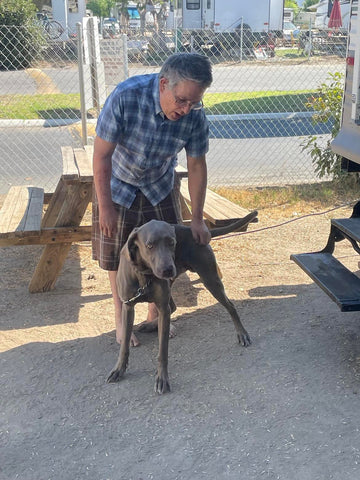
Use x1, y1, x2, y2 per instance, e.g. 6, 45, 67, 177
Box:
161, 266, 176, 279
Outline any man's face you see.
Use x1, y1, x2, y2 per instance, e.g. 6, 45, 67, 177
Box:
159, 78, 205, 121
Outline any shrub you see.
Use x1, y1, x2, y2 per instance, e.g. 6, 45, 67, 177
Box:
301, 72, 344, 179
0, 0, 43, 70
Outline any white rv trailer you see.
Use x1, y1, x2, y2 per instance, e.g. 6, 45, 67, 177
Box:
182, 0, 284, 33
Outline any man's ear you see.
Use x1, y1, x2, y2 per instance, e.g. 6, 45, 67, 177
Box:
159, 77, 168, 92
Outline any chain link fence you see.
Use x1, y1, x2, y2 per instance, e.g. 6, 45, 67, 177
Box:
0, 22, 347, 195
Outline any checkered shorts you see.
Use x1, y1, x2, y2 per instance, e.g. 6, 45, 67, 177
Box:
92, 180, 182, 271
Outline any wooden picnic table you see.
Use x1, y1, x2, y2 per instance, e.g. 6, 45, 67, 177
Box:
0, 145, 93, 293
0, 145, 254, 293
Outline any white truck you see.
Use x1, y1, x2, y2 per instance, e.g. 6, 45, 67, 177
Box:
182, 0, 284, 33
291, 0, 360, 312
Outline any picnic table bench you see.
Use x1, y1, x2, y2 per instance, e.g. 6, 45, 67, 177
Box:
0, 146, 93, 293
0, 145, 255, 293
175, 164, 255, 230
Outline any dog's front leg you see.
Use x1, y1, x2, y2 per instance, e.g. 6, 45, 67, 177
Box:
154, 303, 171, 394
107, 305, 134, 383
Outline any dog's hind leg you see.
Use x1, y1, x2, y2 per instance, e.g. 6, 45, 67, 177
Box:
200, 273, 251, 347
107, 305, 135, 383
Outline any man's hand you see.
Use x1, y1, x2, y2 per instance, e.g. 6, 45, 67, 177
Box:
99, 204, 118, 238
190, 217, 211, 245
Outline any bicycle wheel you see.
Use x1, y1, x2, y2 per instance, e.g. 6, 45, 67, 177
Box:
46, 21, 64, 40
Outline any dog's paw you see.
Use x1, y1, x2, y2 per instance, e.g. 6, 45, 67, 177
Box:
154, 375, 171, 394
238, 332, 251, 347
107, 369, 124, 383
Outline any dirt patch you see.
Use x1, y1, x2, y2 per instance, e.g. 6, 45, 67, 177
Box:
2, 204, 360, 480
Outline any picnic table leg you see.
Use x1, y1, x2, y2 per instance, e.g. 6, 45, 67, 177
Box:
41, 178, 68, 228
29, 182, 92, 293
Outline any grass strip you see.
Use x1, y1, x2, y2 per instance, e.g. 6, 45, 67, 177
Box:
0, 93, 81, 119
0, 91, 317, 119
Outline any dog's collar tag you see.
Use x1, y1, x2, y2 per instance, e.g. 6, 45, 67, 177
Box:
123, 280, 151, 305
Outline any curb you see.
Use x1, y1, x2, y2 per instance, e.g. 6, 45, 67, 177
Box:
0, 118, 97, 128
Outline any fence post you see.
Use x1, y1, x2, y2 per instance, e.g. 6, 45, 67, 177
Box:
190, 34, 194, 52
88, 17, 101, 115
122, 34, 129, 80
240, 17, 243, 63
77, 22, 88, 146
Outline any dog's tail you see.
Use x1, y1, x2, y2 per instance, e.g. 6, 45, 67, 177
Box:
210, 210, 258, 239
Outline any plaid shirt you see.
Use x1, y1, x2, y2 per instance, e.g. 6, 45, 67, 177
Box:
95, 74, 209, 208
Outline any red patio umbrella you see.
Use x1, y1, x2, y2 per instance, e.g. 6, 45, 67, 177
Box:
328, 0, 342, 29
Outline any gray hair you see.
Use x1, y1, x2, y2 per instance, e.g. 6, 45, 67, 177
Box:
159, 53, 212, 90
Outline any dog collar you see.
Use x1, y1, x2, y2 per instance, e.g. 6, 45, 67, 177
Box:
123, 280, 152, 306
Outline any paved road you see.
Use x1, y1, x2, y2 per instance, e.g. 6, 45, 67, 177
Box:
0, 110, 332, 194
0, 61, 346, 95
0, 59, 339, 193
0, 123, 325, 195
208, 113, 333, 138
0, 126, 82, 194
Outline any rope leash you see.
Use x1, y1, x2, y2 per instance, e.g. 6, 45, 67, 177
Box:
212, 201, 357, 241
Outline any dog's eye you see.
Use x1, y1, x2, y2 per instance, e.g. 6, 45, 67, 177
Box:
146, 242, 153, 249
167, 238, 176, 247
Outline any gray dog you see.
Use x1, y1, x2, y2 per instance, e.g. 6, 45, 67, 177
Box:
107, 211, 258, 394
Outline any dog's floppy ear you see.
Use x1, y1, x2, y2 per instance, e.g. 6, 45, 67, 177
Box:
126, 228, 139, 265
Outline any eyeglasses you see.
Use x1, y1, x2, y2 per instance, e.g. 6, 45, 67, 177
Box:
172, 92, 204, 111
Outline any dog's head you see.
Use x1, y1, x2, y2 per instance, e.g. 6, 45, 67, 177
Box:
126, 220, 177, 280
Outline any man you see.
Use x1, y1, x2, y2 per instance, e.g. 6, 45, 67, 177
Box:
92, 52, 213, 346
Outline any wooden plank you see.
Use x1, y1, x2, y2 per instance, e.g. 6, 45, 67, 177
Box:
0, 225, 91, 247
0, 186, 44, 234
29, 244, 73, 293
41, 178, 67, 228
204, 189, 250, 221
291, 252, 360, 312
61, 146, 79, 181
175, 164, 189, 178
74, 147, 93, 182
179, 192, 192, 221
84, 144, 94, 158
180, 180, 250, 224
29, 182, 92, 293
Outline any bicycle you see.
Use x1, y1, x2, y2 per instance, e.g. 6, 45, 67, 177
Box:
36, 11, 64, 40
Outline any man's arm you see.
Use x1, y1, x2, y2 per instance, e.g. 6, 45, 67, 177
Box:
186, 154, 211, 245
93, 136, 117, 238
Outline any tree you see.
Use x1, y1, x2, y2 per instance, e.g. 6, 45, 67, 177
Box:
0, 0, 36, 24
285, 1, 298, 10
0, 0, 42, 70
86, 0, 117, 18
302, 0, 318, 11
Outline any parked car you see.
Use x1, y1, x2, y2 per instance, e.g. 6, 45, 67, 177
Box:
103, 17, 120, 37
283, 21, 300, 41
